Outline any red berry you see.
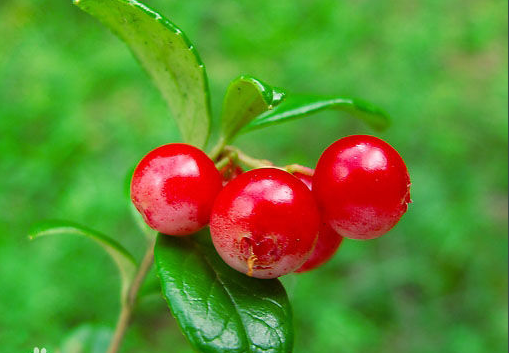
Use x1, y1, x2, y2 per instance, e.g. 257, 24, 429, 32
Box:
295, 223, 344, 273
313, 135, 411, 240
292, 170, 344, 273
210, 168, 320, 279
131, 143, 222, 236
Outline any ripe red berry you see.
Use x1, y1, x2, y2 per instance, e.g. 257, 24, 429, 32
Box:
131, 143, 222, 236
210, 168, 320, 279
313, 135, 411, 240
292, 170, 344, 273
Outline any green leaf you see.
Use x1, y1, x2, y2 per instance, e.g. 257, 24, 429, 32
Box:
241, 94, 390, 133
60, 324, 113, 353
221, 76, 286, 142
154, 231, 293, 353
29, 220, 137, 302
75, 0, 211, 147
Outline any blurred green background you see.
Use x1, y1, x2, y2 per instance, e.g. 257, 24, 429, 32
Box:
1, 0, 507, 352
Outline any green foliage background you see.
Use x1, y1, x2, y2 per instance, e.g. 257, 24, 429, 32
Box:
0, 0, 507, 352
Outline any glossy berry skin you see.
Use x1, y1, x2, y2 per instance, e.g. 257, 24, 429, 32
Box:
313, 135, 411, 240
293, 170, 344, 273
131, 143, 222, 236
210, 168, 320, 279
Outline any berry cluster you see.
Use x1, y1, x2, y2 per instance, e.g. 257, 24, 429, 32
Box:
131, 135, 411, 279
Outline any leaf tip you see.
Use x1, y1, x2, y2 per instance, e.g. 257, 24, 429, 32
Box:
28, 222, 43, 241
376, 113, 392, 131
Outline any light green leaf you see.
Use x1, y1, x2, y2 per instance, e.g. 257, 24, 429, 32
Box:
241, 94, 390, 133
75, 0, 211, 147
155, 230, 294, 353
29, 220, 137, 302
221, 76, 285, 143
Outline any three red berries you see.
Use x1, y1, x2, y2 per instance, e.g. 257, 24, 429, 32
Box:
131, 135, 411, 279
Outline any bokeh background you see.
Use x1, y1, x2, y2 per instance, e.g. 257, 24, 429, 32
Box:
1, 0, 507, 352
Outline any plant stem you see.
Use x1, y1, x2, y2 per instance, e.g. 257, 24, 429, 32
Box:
224, 146, 274, 169
215, 154, 233, 170
107, 239, 156, 353
284, 164, 315, 176
208, 136, 227, 161
215, 145, 313, 175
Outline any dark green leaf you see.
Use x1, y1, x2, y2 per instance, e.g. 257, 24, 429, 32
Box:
221, 76, 286, 142
29, 220, 137, 301
154, 230, 293, 353
60, 324, 113, 353
241, 94, 390, 133
75, 0, 211, 147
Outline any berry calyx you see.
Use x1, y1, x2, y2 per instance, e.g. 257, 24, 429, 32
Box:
219, 159, 243, 186
313, 135, 411, 240
131, 143, 222, 236
292, 170, 344, 273
210, 168, 320, 279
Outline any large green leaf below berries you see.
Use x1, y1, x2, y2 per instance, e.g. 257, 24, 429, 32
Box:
75, 0, 212, 148
221, 76, 286, 143
29, 220, 137, 303
154, 231, 294, 353
241, 94, 390, 133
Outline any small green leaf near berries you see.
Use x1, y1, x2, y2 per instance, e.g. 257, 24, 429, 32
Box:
29, 220, 137, 302
221, 76, 286, 143
74, 0, 212, 148
155, 231, 294, 353
241, 94, 391, 133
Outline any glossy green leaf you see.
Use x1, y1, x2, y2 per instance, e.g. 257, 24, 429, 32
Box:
221, 76, 286, 142
241, 94, 390, 133
155, 231, 293, 353
60, 324, 113, 353
29, 220, 137, 302
75, 0, 211, 147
